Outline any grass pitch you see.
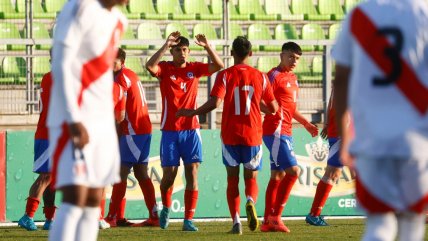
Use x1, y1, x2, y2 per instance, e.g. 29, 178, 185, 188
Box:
1, 219, 427, 241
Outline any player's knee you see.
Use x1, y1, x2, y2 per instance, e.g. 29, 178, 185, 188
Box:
287, 166, 300, 176
39, 173, 52, 184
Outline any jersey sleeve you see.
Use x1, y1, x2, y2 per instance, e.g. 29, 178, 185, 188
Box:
331, 9, 353, 67
113, 82, 126, 115
194, 62, 210, 77
210, 70, 226, 99
152, 61, 167, 79
261, 74, 276, 104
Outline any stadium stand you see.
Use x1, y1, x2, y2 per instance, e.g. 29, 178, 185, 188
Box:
274, 23, 299, 40
191, 23, 221, 50
184, 0, 221, 20
237, 0, 276, 21
1, 56, 26, 84
328, 23, 341, 40
128, 0, 168, 20
290, 0, 331, 20
257, 56, 278, 73
0, 22, 24, 51
156, 0, 196, 20
137, 22, 163, 50
44, 0, 67, 15
265, 0, 304, 21
16, 0, 56, 19
301, 23, 326, 51
28, 22, 50, 50
32, 56, 50, 83
165, 22, 190, 38
0, 0, 24, 19
318, 0, 346, 20
247, 23, 278, 52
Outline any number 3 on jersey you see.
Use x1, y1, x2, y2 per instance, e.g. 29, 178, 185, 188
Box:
234, 85, 254, 115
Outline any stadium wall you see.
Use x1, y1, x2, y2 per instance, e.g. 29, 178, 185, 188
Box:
3, 129, 363, 222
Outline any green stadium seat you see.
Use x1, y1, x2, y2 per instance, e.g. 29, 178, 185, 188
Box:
318, 0, 345, 20
265, 0, 304, 20
0, 0, 24, 19
1, 56, 26, 84
125, 57, 147, 80
184, 0, 221, 20
220, 23, 244, 40
156, 0, 196, 20
128, 0, 168, 20
257, 56, 278, 73
0, 22, 25, 51
44, 0, 66, 14
301, 23, 326, 51
121, 27, 146, 50
192, 23, 221, 51
211, 0, 249, 20
329, 23, 341, 40
165, 22, 190, 38
344, 0, 360, 13
290, 0, 330, 20
312, 56, 323, 76
295, 57, 320, 82
237, 0, 276, 20
274, 24, 299, 40
247, 23, 278, 52
16, 0, 56, 19
116, 4, 140, 19
24, 23, 51, 50
33, 56, 50, 83
137, 23, 162, 50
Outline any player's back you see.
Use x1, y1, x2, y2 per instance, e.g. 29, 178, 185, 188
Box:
218, 64, 269, 146
35, 72, 52, 140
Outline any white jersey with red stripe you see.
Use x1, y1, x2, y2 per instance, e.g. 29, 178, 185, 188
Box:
332, 0, 428, 159
48, 0, 127, 128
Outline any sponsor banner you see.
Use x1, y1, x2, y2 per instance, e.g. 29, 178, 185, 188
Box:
5, 129, 363, 222
0, 131, 5, 222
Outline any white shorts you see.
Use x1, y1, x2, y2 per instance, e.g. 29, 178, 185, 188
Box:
49, 122, 120, 189
355, 156, 428, 214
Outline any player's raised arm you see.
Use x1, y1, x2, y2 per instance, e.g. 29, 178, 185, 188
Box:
146, 31, 181, 77
195, 34, 224, 73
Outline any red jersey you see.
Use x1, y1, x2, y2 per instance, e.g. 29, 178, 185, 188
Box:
35, 72, 52, 140
263, 67, 299, 136
154, 61, 210, 131
211, 64, 275, 146
115, 67, 151, 135
113, 81, 125, 116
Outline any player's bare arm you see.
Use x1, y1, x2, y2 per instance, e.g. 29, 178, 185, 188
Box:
176, 96, 222, 117
294, 110, 318, 137
146, 31, 181, 76
260, 100, 276, 114
67, 122, 89, 149
195, 34, 224, 73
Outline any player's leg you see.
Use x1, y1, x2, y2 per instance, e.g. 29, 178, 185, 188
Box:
98, 188, 110, 229
362, 213, 397, 241
106, 165, 132, 227
133, 163, 159, 227
396, 212, 425, 241
159, 166, 178, 229
42, 181, 56, 230
75, 187, 104, 241
226, 165, 242, 235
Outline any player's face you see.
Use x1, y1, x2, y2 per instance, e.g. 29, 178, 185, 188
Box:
280, 50, 300, 71
113, 59, 122, 72
171, 45, 190, 66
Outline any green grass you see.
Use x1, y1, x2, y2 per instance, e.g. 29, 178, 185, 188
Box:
1, 219, 428, 241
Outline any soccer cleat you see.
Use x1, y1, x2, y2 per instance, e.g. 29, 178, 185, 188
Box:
105, 217, 117, 227
267, 215, 290, 233
182, 219, 198, 231
99, 219, 111, 229
159, 207, 170, 229
116, 218, 134, 227
245, 200, 259, 231
260, 220, 274, 232
18, 214, 37, 231
42, 220, 53, 230
132, 218, 160, 227
305, 214, 329, 226
228, 223, 242, 235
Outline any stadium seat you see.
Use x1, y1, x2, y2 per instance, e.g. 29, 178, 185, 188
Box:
125, 57, 147, 80
116, 4, 140, 19
301, 23, 326, 51
184, 0, 221, 20
0, 22, 25, 51
128, 0, 168, 20
329, 23, 341, 40
295, 57, 320, 82
16, 0, 56, 19
290, 0, 330, 20
318, 0, 345, 20
121, 27, 147, 50
237, 0, 276, 20
312, 56, 323, 76
137, 23, 162, 50
32, 56, 50, 83
1, 56, 26, 84
0, 0, 25, 19
247, 23, 278, 52
344, 0, 360, 13
264, 0, 304, 21
191, 23, 221, 50
28, 22, 51, 50
165, 22, 190, 38
211, 0, 249, 20
220, 23, 244, 39
44, 0, 66, 14
257, 56, 278, 73
274, 24, 299, 40
156, 0, 196, 20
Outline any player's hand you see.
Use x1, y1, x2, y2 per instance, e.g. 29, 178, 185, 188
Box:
304, 122, 319, 137
320, 126, 328, 139
176, 108, 196, 117
340, 146, 355, 171
68, 122, 89, 149
166, 31, 181, 47
195, 34, 209, 48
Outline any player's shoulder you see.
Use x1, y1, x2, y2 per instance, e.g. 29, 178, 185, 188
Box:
185, 61, 206, 69
122, 67, 138, 79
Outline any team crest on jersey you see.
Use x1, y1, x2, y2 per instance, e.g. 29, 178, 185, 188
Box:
186, 72, 194, 79
305, 137, 329, 162
286, 82, 291, 88
170, 75, 176, 81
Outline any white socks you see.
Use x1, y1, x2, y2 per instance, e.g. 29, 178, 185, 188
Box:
397, 212, 425, 241
76, 207, 100, 241
49, 203, 83, 241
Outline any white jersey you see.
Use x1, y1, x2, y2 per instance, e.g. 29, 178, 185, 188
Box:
332, 0, 428, 159
48, 0, 127, 127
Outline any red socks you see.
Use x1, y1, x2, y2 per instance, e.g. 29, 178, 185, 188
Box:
99, 198, 106, 220
226, 177, 240, 222
244, 178, 258, 203
310, 180, 333, 216
107, 180, 127, 219
161, 187, 173, 208
184, 190, 198, 220
273, 174, 298, 216
43, 206, 56, 221
264, 179, 281, 221
139, 178, 158, 219
25, 197, 40, 218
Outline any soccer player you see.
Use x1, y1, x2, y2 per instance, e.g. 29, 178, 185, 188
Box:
47, 0, 127, 241
177, 36, 278, 235
18, 54, 56, 231
333, 0, 428, 240
146, 31, 224, 231
105, 48, 159, 227
261, 42, 318, 233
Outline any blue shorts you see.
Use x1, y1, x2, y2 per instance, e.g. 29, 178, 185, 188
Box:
222, 143, 262, 170
160, 129, 202, 167
327, 138, 343, 168
263, 135, 297, 171
119, 134, 151, 168
33, 139, 50, 173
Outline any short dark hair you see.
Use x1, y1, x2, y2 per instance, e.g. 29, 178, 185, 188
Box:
281, 42, 302, 56
117, 48, 126, 62
172, 36, 190, 48
232, 36, 252, 58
